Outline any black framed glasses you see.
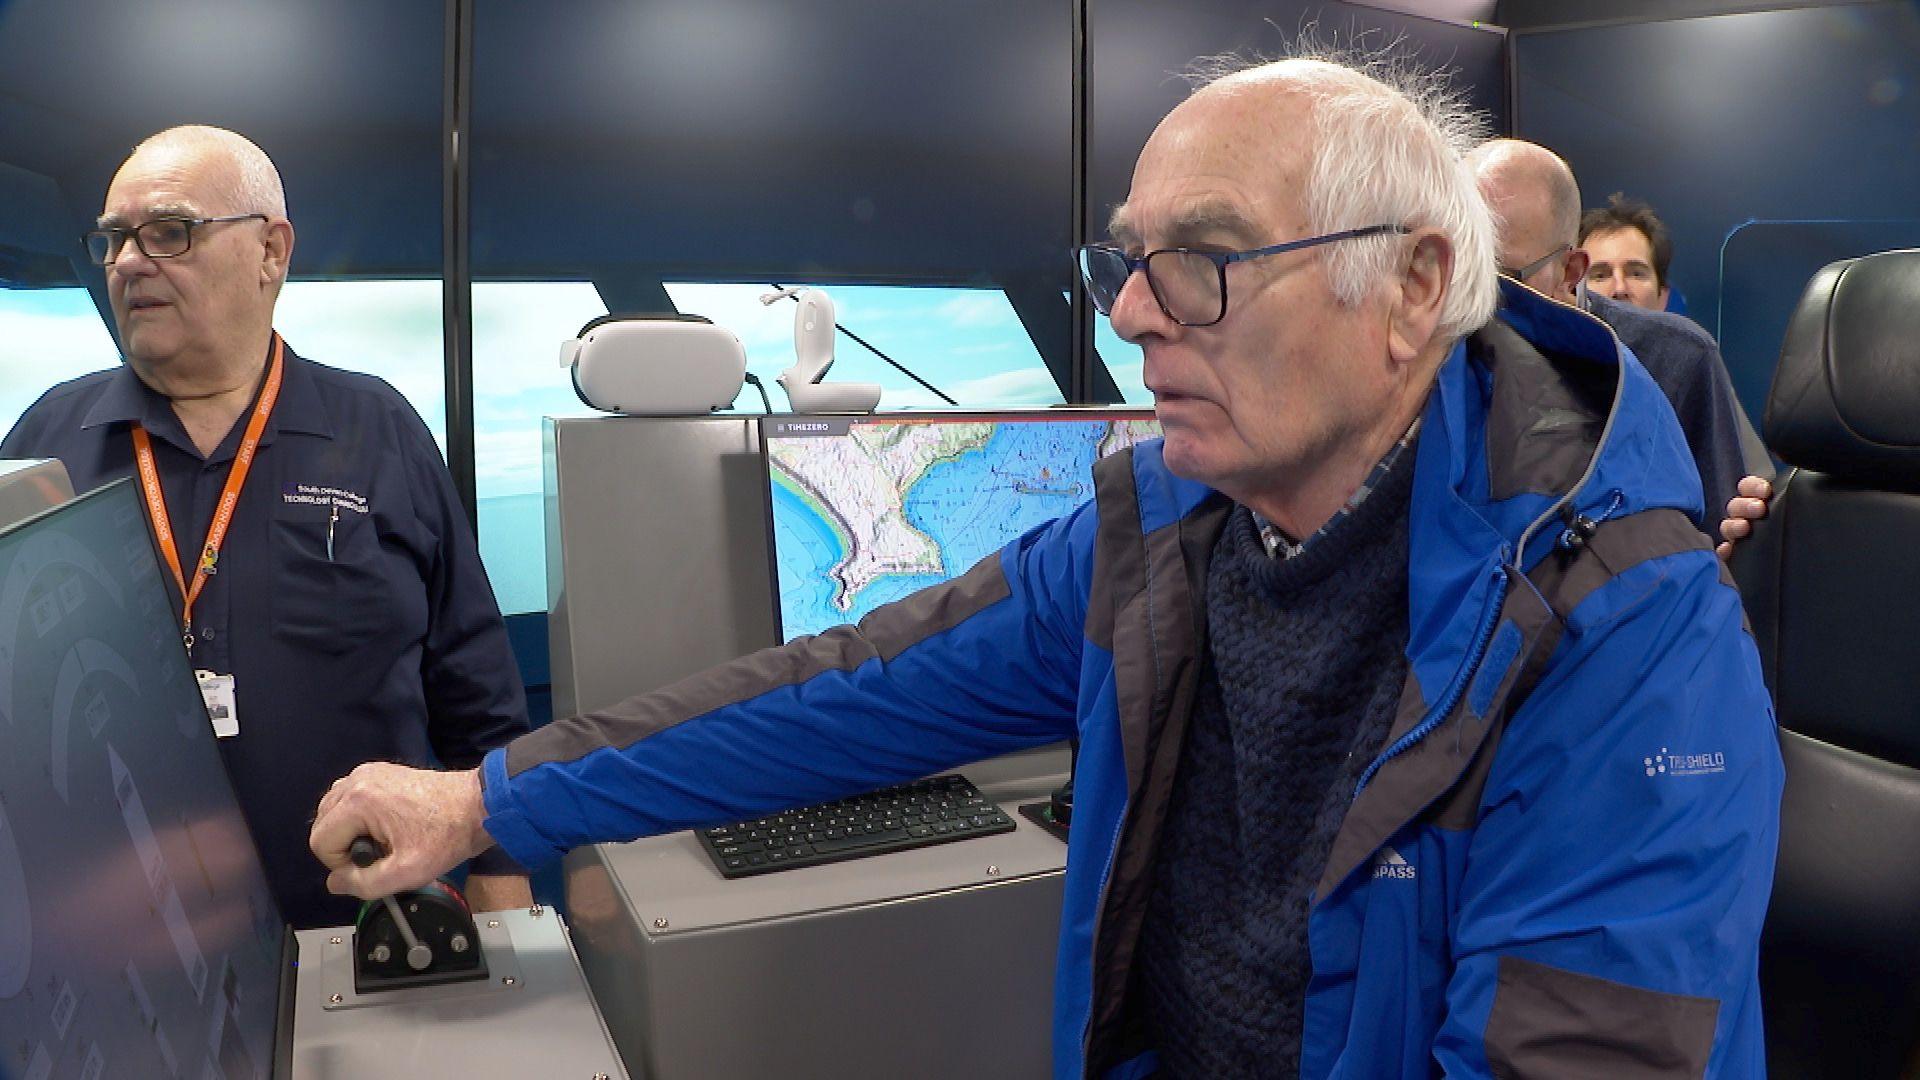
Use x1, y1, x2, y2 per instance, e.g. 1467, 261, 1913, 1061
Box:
1076, 224, 1410, 328
83, 213, 269, 266
1499, 243, 1569, 284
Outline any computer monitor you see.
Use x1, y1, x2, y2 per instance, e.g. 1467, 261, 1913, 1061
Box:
0, 479, 288, 1080
761, 409, 1159, 641
0, 459, 75, 531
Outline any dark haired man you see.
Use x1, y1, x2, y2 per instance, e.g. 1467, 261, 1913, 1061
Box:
1580, 192, 1674, 312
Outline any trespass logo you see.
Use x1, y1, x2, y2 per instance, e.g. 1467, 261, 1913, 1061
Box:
1372, 847, 1416, 880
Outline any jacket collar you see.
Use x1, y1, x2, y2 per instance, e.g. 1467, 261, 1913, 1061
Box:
1429, 277, 1703, 570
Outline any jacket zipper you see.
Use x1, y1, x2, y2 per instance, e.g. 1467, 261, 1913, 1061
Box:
1347, 284, 1627, 800
1352, 558, 1511, 797
1079, 791, 1129, 1071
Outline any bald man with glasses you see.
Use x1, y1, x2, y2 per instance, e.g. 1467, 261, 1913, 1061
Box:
3, 125, 533, 928
1469, 138, 1768, 543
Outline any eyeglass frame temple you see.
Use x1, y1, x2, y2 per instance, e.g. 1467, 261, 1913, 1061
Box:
1500, 242, 1571, 283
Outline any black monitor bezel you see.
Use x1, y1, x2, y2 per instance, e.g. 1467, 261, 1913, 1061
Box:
0, 477, 295, 1074
270, 925, 299, 1080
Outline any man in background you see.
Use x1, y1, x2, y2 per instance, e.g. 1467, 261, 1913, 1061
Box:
1, 126, 533, 927
1471, 138, 1770, 539
1581, 191, 1677, 312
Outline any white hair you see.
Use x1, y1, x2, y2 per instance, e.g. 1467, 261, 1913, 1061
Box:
132, 125, 288, 220
1192, 49, 1500, 342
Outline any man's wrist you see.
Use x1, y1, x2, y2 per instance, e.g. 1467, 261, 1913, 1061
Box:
461, 767, 492, 858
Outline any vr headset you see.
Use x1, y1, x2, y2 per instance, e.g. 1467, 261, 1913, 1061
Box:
559, 313, 746, 415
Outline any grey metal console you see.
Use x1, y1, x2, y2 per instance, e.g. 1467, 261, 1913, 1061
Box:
544, 415, 776, 719
562, 748, 1067, 1080
544, 415, 1069, 1080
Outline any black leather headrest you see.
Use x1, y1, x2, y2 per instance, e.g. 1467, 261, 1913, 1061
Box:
1767, 249, 1920, 489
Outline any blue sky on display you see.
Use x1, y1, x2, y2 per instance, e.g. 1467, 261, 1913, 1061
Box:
1, 280, 1148, 613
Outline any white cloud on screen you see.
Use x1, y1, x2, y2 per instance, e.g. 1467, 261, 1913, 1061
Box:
941, 367, 1065, 406
662, 283, 796, 355
664, 281, 1063, 412
472, 281, 612, 399
1109, 362, 1151, 405
931, 292, 1013, 329
472, 427, 545, 495
1092, 318, 1150, 405
942, 341, 1024, 358
0, 297, 121, 433
275, 280, 448, 448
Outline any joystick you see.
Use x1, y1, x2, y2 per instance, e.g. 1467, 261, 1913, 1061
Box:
345, 835, 490, 993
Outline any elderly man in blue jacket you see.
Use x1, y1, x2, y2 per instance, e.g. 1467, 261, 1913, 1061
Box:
314, 51, 1781, 1079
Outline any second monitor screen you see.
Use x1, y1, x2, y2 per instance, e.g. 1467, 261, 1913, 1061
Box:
763, 411, 1159, 641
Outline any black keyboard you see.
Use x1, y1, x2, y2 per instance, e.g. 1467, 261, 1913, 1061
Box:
698, 774, 1016, 878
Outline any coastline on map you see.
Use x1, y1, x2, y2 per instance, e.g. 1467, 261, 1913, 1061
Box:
770, 464, 858, 602
1097, 418, 1162, 458
772, 419, 1160, 640
866, 421, 995, 505
770, 482, 850, 637
840, 422, 992, 603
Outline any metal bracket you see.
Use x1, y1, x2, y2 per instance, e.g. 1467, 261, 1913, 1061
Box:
318, 916, 523, 1010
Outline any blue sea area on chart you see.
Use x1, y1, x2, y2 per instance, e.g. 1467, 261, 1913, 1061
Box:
771, 421, 1139, 640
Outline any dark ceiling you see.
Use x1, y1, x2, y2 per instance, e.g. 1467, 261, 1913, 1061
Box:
0, 0, 442, 276
0, 0, 1511, 285
1494, 0, 1859, 29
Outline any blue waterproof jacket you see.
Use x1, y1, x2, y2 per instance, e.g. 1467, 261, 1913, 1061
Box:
482, 280, 1782, 1078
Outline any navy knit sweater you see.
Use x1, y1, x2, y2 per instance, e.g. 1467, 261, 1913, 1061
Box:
1137, 448, 1415, 1078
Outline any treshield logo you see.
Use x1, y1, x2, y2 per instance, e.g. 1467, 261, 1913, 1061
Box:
1643, 746, 1726, 778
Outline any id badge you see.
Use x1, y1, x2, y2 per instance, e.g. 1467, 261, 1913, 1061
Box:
195, 670, 239, 738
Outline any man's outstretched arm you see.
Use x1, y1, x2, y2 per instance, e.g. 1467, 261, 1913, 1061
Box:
313, 495, 1103, 897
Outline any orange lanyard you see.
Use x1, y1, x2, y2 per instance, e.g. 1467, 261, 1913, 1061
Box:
132, 335, 286, 653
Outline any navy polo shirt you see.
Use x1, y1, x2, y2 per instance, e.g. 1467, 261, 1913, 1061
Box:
2, 340, 531, 928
